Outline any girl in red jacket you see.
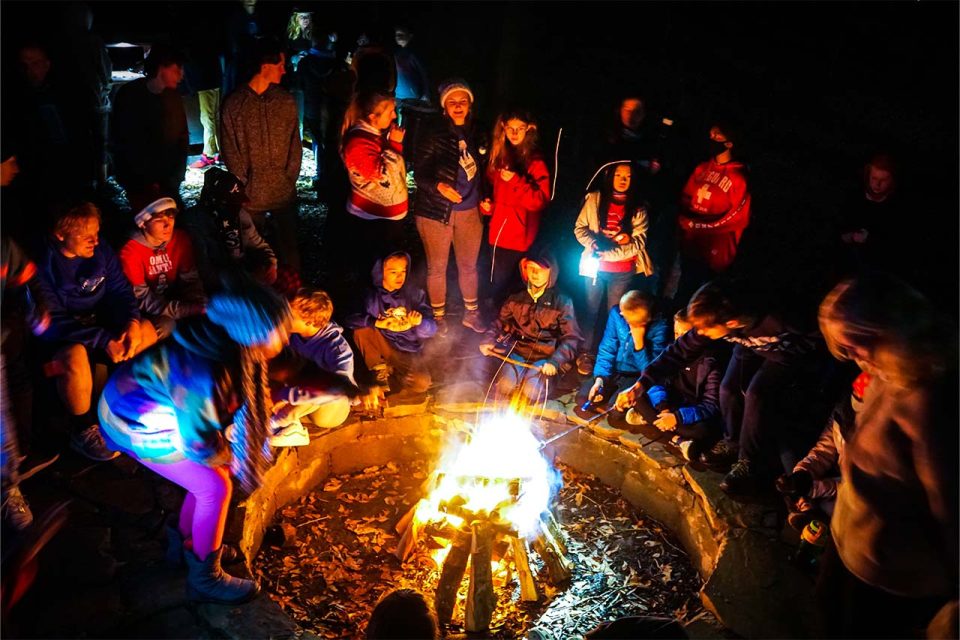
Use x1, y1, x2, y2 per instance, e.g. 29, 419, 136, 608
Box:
339, 90, 407, 270
480, 108, 551, 303
675, 120, 751, 307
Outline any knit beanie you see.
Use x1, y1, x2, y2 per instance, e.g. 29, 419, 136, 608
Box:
134, 197, 177, 227
206, 287, 291, 347
438, 79, 474, 108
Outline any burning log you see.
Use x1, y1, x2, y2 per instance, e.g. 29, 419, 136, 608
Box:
532, 518, 573, 585
435, 526, 473, 625
541, 510, 568, 556
511, 536, 539, 602
464, 522, 497, 632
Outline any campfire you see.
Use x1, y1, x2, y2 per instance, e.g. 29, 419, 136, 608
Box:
394, 410, 571, 632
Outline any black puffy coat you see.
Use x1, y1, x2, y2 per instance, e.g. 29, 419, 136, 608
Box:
412, 115, 488, 223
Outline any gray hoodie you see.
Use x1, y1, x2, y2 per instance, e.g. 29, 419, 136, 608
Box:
220, 84, 302, 212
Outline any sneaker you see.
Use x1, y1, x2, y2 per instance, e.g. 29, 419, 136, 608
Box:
1, 486, 34, 530
699, 439, 738, 469
625, 408, 648, 426
576, 353, 596, 376
461, 309, 487, 333
189, 153, 217, 169
677, 439, 694, 462
70, 425, 120, 462
372, 364, 392, 393
720, 459, 760, 495
434, 316, 449, 338
268, 419, 310, 447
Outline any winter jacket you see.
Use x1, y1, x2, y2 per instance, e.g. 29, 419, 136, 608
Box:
574, 191, 654, 277
341, 121, 408, 220
179, 202, 276, 291
414, 116, 487, 223
1, 236, 53, 345
594, 307, 670, 378
220, 84, 301, 212
678, 158, 751, 272
98, 318, 239, 464
118, 229, 206, 320
640, 313, 819, 374
288, 320, 358, 389
347, 253, 437, 353
487, 254, 582, 370
112, 78, 189, 190
34, 237, 139, 350
641, 331, 724, 432
485, 157, 550, 252
832, 371, 958, 598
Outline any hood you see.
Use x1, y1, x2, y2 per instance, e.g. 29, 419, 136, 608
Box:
518, 248, 559, 289
173, 315, 240, 363
129, 229, 163, 250
370, 251, 413, 291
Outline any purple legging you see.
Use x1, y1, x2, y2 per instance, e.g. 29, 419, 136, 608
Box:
140, 457, 232, 559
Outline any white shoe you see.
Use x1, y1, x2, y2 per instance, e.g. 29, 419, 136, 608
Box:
625, 408, 648, 426
268, 419, 310, 447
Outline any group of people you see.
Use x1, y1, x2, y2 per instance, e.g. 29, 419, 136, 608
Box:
0, 3, 956, 638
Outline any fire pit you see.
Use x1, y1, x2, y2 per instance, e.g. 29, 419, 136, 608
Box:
239, 394, 821, 639
249, 406, 704, 638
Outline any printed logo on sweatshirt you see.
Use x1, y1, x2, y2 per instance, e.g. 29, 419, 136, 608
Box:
459, 139, 477, 181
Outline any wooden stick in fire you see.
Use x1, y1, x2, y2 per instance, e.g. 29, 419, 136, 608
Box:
483, 351, 542, 371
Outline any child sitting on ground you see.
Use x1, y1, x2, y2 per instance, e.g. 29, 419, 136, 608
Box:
479, 249, 582, 404
574, 290, 669, 422
776, 371, 870, 532
619, 308, 726, 462
347, 252, 436, 394
616, 280, 824, 495
268, 290, 380, 446
119, 197, 206, 351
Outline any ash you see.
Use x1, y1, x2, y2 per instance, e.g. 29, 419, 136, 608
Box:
254, 460, 705, 639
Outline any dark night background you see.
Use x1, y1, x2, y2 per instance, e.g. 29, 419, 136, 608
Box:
2, 0, 958, 317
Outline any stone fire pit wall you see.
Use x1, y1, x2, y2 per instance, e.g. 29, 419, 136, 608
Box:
239, 402, 819, 639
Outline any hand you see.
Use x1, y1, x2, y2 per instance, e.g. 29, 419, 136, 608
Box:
649, 158, 662, 174
122, 320, 142, 358
358, 386, 383, 413
540, 362, 557, 377
437, 182, 463, 204
852, 229, 869, 244
479, 198, 493, 214
775, 470, 814, 498
388, 125, 405, 143
601, 227, 619, 239
479, 342, 496, 356
105, 338, 126, 363
615, 384, 641, 411
613, 232, 630, 246
588, 377, 604, 402
654, 410, 678, 431
407, 310, 422, 327
500, 169, 516, 182
376, 316, 408, 332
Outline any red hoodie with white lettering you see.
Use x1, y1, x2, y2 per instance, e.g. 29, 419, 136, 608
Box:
678, 158, 751, 272
119, 228, 205, 320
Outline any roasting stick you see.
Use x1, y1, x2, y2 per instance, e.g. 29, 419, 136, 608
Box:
537, 407, 615, 451
483, 351, 542, 371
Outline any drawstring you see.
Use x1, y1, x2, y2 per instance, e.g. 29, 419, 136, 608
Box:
489, 219, 508, 283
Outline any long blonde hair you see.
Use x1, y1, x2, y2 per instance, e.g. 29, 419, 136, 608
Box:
339, 90, 395, 152
286, 11, 313, 41
819, 274, 954, 386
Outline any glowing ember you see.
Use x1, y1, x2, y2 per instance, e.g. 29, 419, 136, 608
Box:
414, 410, 560, 539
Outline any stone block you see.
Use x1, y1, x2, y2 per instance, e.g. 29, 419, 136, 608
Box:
682, 465, 777, 532
701, 529, 819, 638
620, 469, 696, 542
197, 595, 298, 640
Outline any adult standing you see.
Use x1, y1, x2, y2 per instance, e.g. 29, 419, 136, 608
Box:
674, 120, 751, 308
111, 43, 189, 207
817, 274, 957, 639
223, 0, 261, 98
413, 79, 487, 335
220, 37, 302, 274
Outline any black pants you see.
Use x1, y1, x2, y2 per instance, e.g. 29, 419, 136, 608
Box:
486, 245, 524, 306
630, 384, 720, 445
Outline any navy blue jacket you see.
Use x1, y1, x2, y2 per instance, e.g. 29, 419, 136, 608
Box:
34, 237, 139, 349
347, 253, 437, 353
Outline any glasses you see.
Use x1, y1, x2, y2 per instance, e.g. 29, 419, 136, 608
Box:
505, 125, 528, 136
